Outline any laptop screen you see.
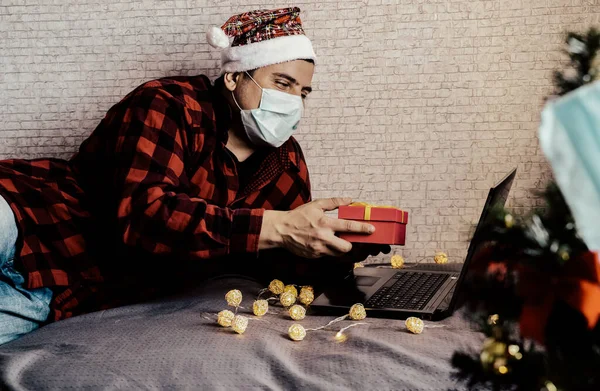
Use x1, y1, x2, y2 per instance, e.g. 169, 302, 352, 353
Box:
446, 168, 517, 312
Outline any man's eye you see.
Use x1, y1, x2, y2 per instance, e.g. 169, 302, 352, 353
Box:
276, 81, 289, 88
302, 94, 308, 100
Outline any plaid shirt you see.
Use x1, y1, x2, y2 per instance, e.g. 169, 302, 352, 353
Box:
0, 75, 311, 321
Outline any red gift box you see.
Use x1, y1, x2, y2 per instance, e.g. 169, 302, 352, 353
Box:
337, 203, 408, 245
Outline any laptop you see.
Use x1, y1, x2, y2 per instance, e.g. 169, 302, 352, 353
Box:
311, 168, 517, 321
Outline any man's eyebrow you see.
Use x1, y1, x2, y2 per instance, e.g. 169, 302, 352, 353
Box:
272, 72, 312, 92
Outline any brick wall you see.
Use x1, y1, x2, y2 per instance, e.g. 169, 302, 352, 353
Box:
1, 1, 599, 263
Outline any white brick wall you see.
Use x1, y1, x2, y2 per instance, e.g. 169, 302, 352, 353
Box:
1, 0, 599, 263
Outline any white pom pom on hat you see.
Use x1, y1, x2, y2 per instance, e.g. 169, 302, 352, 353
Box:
206, 26, 230, 49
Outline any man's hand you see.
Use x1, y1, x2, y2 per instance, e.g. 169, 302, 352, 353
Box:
259, 197, 375, 258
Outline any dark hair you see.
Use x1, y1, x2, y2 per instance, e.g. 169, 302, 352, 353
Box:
213, 59, 314, 89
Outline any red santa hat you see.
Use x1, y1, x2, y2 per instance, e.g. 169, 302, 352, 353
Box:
206, 7, 316, 74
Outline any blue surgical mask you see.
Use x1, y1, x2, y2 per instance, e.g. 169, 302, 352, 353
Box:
232, 72, 303, 148
539, 81, 600, 250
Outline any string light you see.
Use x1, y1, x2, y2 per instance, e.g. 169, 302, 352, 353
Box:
434, 252, 448, 264
215, 275, 445, 343
280, 291, 296, 307
256, 287, 270, 300
349, 303, 367, 320
334, 331, 347, 342
298, 286, 314, 306
225, 289, 242, 308
289, 320, 368, 342
217, 310, 235, 327
253, 300, 269, 317
231, 315, 248, 334
306, 315, 349, 331
290, 304, 369, 342
391, 255, 405, 269
268, 279, 284, 295
288, 324, 306, 341
289, 304, 306, 320
334, 322, 368, 342
283, 285, 298, 298
405, 317, 424, 334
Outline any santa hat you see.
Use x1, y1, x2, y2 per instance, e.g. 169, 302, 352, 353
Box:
206, 7, 316, 74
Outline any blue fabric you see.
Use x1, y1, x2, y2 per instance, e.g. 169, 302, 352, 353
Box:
0, 194, 52, 345
539, 81, 600, 250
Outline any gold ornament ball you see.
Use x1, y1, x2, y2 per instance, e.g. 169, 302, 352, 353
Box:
434, 252, 448, 264
288, 324, 307, 341
231, 315, 249, 334
253, 300, 269, 317
225, 289, 242, 307
480, 338, 507, 369
504, 214, 514, 228
488, 314, 500, 325
349, 303, 367, 320
268, 279, 285, 295
289, 304, 307, 320
496, 362, 509, 375
390, 255, 405, 269
354, 262, 364, 269
405, 317, 424, 334
299, 287, 315, 306
284, 285, 298, 297
217, 310, 235, 327
492, 356, 509, 375
280, 291, 297, 307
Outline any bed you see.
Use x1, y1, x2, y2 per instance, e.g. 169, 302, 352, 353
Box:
0, 264, 481, 390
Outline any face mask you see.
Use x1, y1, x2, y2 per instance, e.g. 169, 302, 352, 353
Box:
232, 72, 303, 148
538, 81, 600, 250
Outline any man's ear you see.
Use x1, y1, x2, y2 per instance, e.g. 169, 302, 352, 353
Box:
223, 72, 242, 92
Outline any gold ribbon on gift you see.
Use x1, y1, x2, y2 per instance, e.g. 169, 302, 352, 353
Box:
349, 202, 406, 223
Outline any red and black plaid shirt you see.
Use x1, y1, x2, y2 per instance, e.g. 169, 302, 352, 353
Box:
0, 75, 311, 321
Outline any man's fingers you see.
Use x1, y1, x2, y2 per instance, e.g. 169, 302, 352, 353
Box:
312, 197, 353, 212
324, 216, 375, 234
325, 246, 347, 258
322, 245, 346, 258
321, 235, 353, 254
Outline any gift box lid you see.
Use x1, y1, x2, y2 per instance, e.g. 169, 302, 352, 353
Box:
338, 204, 408, 224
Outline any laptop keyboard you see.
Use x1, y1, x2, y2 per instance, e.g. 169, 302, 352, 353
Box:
365, 272, 450, 310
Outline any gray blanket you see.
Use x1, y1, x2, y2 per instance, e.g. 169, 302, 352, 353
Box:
0, 268, 482, 390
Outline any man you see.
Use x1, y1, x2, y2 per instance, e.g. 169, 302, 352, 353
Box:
0, 7, 387, 345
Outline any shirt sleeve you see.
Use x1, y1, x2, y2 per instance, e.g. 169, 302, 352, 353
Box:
286, 137, 312, 209
112, 86, 264, 260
